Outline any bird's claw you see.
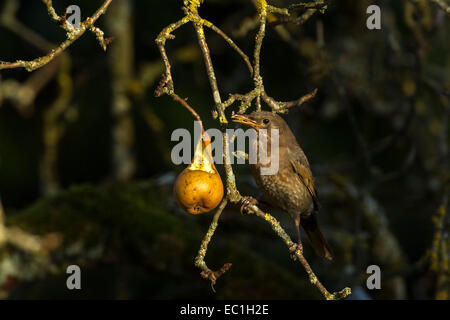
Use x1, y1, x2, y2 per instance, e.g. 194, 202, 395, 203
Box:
289, 242, 303, 261
240, 196, 258, 215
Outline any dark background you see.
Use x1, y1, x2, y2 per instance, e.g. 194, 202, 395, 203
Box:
0, 0, 448, 299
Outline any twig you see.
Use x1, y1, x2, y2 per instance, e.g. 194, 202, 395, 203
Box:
206, 22, 253, 76
0, 0, 64, 116
174, 93, 205, 134
242, 200, 351, 300
222, 0, 320, 115
262, 88, 318, 113
194, 199, 232, 291
155, 0, 349, 300
269, 0, 327, 27
0, 0, 113, 72
289, 2, 328, 11
429, 0, 450, 15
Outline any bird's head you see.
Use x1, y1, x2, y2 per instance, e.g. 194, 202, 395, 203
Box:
231, 111, 289, 134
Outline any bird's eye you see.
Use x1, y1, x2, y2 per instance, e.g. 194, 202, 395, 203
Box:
263, 119, 270, 124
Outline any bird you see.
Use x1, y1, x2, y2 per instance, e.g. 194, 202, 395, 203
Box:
232, 111, 333, 260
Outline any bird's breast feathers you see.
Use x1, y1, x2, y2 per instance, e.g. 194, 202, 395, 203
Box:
251, 163, 314, 214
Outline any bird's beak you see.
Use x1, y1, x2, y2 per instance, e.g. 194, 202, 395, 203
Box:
231, 114, 262, 129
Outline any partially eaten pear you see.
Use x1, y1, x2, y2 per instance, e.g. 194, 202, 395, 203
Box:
173, 132, 224, 215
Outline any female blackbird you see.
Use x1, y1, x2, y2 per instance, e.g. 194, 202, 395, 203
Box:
232, 111, 333, 260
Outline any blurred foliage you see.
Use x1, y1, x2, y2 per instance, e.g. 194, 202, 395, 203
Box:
5, 181, 319, 299
0, 0, 449, 299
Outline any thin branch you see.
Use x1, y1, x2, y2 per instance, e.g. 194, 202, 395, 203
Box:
0, 0, 113, 72
155, 17, 191, 94
220, 0, 320, 115
269, 0, 327, 27
242, 200, 351, 300
171, 92, 205, 134
0, 0, 64, 115
429, 0, 450, 15
205, 21, 253, 76
194, 199, 232, 291
155, 0, 349, 300
193, 16, 242, 203
262, 88, 318, 113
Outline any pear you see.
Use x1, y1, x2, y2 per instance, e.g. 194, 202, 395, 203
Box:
173, 132, 224, 215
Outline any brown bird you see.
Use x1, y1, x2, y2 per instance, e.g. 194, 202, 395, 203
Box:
232, 111, 333, 260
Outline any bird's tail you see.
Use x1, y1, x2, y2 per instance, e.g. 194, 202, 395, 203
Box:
301, 213, 333, 260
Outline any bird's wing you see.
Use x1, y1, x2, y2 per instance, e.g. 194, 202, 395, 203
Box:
288, 147, 319, 211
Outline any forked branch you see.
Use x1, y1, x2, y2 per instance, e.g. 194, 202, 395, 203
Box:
0, 0, 113, 72
155, 0, 351, 300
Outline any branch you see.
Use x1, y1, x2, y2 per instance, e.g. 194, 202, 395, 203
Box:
0, 0, 63, 115
217, 0, 320, 115
429, 0, 450, 15
262, 88, 318, 113
194, 199, 232, 291
241, 200, 351, 300
155, 0, 349, 300
155, 77, 205, 134
0, 0, 113, 72
269, 0, 327, 27
205, 21, 253, 76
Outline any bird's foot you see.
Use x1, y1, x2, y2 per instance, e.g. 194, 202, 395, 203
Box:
289, 242, 303, 261
239, 196, 259, 215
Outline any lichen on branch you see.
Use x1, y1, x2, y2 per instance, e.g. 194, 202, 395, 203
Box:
155, 0, 351, 300
0, 0, 113, 72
